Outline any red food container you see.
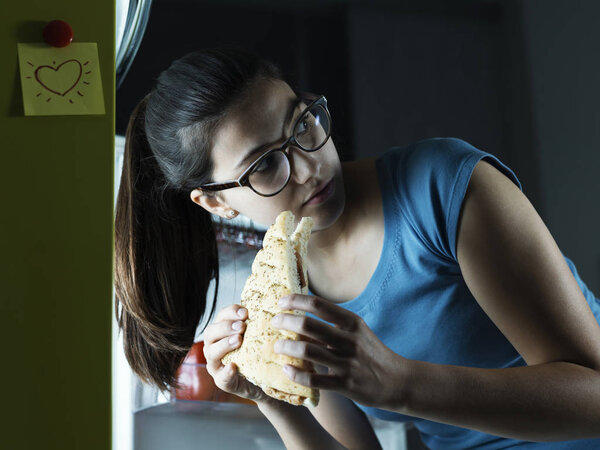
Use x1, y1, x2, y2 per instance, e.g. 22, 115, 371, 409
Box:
173, 341, 255, 405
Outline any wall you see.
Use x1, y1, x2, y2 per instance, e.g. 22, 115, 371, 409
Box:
345, 0, 600, 294
521, 0, 600, 293
347, 4, 506, 160
116, 1, 353, 160
1, 1, 114, 449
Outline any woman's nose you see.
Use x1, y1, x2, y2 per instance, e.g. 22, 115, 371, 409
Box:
289, 146, 320, 185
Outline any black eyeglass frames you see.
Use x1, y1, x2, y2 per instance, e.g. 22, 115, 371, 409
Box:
198, 93, 332, 197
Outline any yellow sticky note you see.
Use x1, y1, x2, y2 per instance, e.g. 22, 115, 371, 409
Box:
17, 42, 105, 116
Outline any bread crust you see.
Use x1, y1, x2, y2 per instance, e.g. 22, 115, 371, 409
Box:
221, 211, 319, 407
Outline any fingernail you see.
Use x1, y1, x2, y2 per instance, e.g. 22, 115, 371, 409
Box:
238, 308, 247, 317
271, 315, 281, 326
232, 321, 242, 330
283, 365, 292, 375
229, 335, 239, 345
274, 340, 282, 352
278, 297, 288, 307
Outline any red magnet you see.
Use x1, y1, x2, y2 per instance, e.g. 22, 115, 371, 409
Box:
43, 20, 73, 48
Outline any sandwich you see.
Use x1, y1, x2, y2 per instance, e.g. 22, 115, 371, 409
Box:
221, 210, 319, 407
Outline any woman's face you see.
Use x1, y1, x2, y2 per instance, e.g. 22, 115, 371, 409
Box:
197, 78, 346, 231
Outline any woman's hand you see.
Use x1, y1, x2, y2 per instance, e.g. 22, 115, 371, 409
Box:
203, 304, 276, 405
271, 294, 404, 409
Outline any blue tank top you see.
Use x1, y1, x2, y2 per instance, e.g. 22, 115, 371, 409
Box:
308, 137, 600, 449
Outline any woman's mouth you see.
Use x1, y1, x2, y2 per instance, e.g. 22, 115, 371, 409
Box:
304, 178, 335, 206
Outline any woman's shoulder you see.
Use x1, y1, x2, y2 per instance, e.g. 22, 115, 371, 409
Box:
380, 137, 478, 164
378, 137, 517, 193
347, 137, 474, 169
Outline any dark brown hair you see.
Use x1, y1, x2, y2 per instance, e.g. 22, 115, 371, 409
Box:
114, 48, 284, 391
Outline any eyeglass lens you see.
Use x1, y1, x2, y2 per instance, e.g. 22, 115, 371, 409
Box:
248, 102, 330, 195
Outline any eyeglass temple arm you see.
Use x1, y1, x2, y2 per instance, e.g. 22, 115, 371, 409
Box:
199, 181, 241, 192
296, 90, 320, 101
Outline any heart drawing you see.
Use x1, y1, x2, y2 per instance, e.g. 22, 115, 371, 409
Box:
34, 59, 83, 96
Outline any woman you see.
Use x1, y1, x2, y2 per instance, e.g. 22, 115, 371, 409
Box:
114, 47, 600, 449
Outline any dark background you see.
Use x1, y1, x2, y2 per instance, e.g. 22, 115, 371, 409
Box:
117, 0, 600, 294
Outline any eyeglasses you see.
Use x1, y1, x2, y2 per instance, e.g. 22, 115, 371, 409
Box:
199, 92, 332, 197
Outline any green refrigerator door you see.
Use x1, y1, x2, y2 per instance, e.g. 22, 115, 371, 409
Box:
1, 2, 114, 449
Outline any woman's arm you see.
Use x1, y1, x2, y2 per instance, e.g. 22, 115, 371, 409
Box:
385, 160, 600, 441
268, 159, 600, 441
308, 364, 383, 450
256, 362, 382, 450
395, 359, 600, 441
256, 397, 348, 450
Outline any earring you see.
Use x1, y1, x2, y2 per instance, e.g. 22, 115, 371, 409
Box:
227, 210, 238, 218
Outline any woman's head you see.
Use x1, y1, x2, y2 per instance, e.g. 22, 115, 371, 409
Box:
190, 77, 345, 231
114, 48, 308, 391
143, 47, 285, 193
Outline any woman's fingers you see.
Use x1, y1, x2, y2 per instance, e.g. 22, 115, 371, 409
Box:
206, 332, 243, 372
271, 312, 356, 358
204, 304, 248, 373
215, 303, 248, 323
274, 338, 346, 371
215, 360, 268, 403
216, 360, 240, 391
280, 366, 343, 391
205, 318, 247, 347
214, 303, 247, 324
201, 305, 273, 403
204, 304, 247, 345
278, 294, 360, 331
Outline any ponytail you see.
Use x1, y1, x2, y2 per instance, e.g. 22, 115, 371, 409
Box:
114, 47, 284, 391
114, 94, 219, 391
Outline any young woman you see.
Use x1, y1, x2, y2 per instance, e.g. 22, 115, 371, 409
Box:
114, 47, 600, 449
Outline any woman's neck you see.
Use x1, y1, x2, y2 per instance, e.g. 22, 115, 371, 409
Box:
307, 157, 377, 265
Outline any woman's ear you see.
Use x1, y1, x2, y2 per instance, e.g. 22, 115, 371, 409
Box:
190, 188, 232, 218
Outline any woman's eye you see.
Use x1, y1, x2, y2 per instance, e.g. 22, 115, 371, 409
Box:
296, 117, 311, 135
254, 155, 276, 173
